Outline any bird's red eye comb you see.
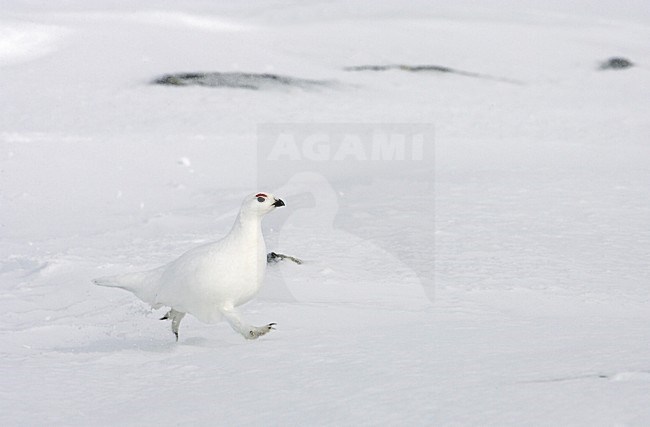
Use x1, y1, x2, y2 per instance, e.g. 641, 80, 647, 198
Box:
255, 193, 268, 198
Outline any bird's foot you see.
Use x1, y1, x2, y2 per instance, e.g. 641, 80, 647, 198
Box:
160, 309, 186, 342
246, 323, 276, 340
267, 252, 302, 265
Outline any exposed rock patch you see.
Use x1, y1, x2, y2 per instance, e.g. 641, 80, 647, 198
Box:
153, 72, 330, 90
599, 57, 634, 70
344, 64, 522, 84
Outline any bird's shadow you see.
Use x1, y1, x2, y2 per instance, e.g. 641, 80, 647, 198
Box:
51, 337, 205, 354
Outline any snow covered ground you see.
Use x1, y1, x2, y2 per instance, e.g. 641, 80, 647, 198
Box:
2, 0, 650, 425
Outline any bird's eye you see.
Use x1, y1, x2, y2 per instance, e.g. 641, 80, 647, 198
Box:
257, 197, 265, 203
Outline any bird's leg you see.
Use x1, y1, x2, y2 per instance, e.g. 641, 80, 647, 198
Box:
220, 308, 276, 340
160, 309, 186, 341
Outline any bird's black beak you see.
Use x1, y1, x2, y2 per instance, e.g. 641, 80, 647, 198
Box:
272, 199, 285, 207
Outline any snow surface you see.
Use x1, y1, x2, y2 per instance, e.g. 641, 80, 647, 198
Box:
1, 0, 650, 425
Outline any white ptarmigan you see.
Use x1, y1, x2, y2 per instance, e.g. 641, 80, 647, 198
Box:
93, 192, 285, 341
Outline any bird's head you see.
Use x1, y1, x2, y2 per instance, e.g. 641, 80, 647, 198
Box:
241, 192, 285, 217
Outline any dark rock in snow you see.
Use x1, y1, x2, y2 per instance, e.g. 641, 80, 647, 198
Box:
599, 57, 634, 70
344, 64, 453, 73
344, 64, 522, 84
153, 72, 329, 90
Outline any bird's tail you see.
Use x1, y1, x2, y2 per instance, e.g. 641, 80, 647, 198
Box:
92, 269, 162, 305
92, 276, 120, 288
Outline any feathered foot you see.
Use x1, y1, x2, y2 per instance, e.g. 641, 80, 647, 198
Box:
160, 309, 186, 341
267, 252, 302, 265
247, 323, 277, 339
220, 308, 276, 340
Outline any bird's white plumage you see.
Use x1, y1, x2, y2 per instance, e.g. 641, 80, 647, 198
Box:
93, 192, 283, 338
